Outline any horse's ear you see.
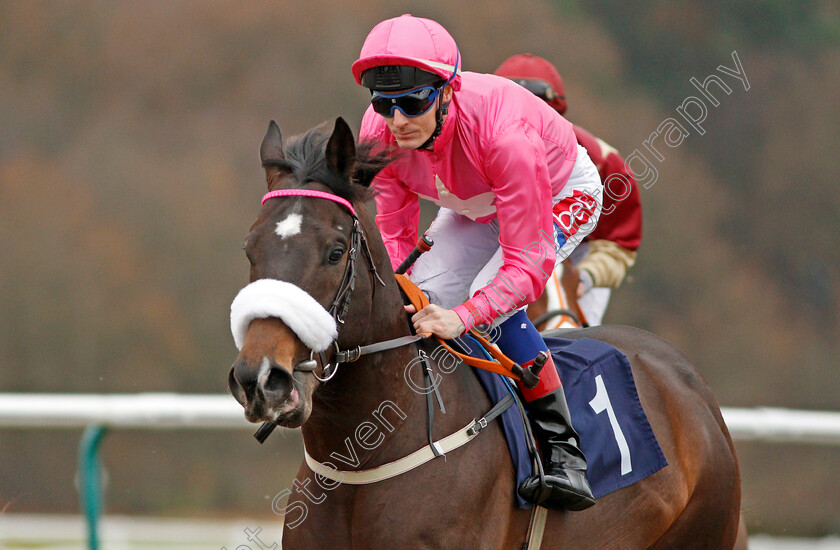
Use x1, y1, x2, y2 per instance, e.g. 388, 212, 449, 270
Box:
260, 120, 284, 164
325, 117, 356, 182
260, 120, 286, 188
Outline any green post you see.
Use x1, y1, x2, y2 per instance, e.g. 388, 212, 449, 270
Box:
78, 425, 107, 550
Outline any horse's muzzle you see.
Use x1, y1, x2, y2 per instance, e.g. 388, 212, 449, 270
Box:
228, 358, 299, 423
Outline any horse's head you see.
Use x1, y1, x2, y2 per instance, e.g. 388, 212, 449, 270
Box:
228, 117, 391, 428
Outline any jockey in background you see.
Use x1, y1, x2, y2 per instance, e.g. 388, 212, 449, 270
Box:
495, 54, 643, 326
353, 15, 601, 510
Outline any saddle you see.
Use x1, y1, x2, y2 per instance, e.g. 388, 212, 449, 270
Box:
396, 274, 668, 508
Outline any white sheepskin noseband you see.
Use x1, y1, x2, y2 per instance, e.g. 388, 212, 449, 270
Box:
230, 279, 337, 351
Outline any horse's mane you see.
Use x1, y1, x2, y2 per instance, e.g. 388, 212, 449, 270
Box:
270, 122, 393, 204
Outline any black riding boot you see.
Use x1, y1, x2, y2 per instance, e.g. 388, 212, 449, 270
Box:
518, 388, 596, 511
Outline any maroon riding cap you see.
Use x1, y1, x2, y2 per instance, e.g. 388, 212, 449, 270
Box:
494, 53, 568, 115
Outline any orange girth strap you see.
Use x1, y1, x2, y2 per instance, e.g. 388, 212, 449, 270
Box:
395, 274, 527, 382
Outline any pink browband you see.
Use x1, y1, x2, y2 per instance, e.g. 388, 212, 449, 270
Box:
262, 189, 356, 216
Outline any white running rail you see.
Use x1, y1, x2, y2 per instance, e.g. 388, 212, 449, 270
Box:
0, 393, 252, 429
0, 393, 839, 445
1, 393, 837, 550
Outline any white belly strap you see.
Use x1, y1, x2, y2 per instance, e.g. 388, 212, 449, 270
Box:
303, 417, 479, 485
303, 393, 516, 484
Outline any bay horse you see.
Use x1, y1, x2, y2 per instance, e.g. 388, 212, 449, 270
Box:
228, 118, 742, 549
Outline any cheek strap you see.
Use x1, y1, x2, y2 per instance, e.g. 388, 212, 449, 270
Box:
230, 279, 337, 352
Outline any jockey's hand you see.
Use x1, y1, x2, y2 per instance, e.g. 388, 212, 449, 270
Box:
404, 304, 465, 340
577, 270, 594, 298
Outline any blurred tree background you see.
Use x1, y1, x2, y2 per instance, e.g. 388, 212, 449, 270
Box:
0, 0, 838, 539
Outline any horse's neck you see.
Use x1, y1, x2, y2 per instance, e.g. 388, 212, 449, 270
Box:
300, 211, 491, 468
301, 273, 428, 464
302, 342, 489, 472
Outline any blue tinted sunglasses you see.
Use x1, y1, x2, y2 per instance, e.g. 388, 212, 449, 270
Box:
370, 86, 442, 118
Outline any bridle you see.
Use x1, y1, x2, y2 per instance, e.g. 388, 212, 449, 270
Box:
260, 188, 419, 383
251, 191, 519, 478
262, 189, 385, 325
251, 187, 427, 443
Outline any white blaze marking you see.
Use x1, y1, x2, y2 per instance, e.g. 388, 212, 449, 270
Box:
275, 213, 303, 239
257, 357, 272, 388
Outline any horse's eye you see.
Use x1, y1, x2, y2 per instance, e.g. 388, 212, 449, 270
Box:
328, 248, 345, 264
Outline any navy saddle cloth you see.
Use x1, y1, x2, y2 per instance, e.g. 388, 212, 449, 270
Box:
460, 335, 668, 509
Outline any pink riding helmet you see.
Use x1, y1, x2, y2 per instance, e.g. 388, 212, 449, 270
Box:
352, 14, 462, 91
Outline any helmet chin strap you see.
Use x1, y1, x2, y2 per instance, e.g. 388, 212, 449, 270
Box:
419, 97, 450, 150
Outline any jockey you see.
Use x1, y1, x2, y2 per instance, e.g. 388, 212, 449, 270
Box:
495, 54, 643, 326
353, 15, 600, 511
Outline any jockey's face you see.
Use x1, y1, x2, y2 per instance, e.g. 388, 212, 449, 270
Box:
384, 85, 453, 150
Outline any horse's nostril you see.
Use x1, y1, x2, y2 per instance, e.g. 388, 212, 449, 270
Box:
228, 363, 250, 406
264, 365, 293, 396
